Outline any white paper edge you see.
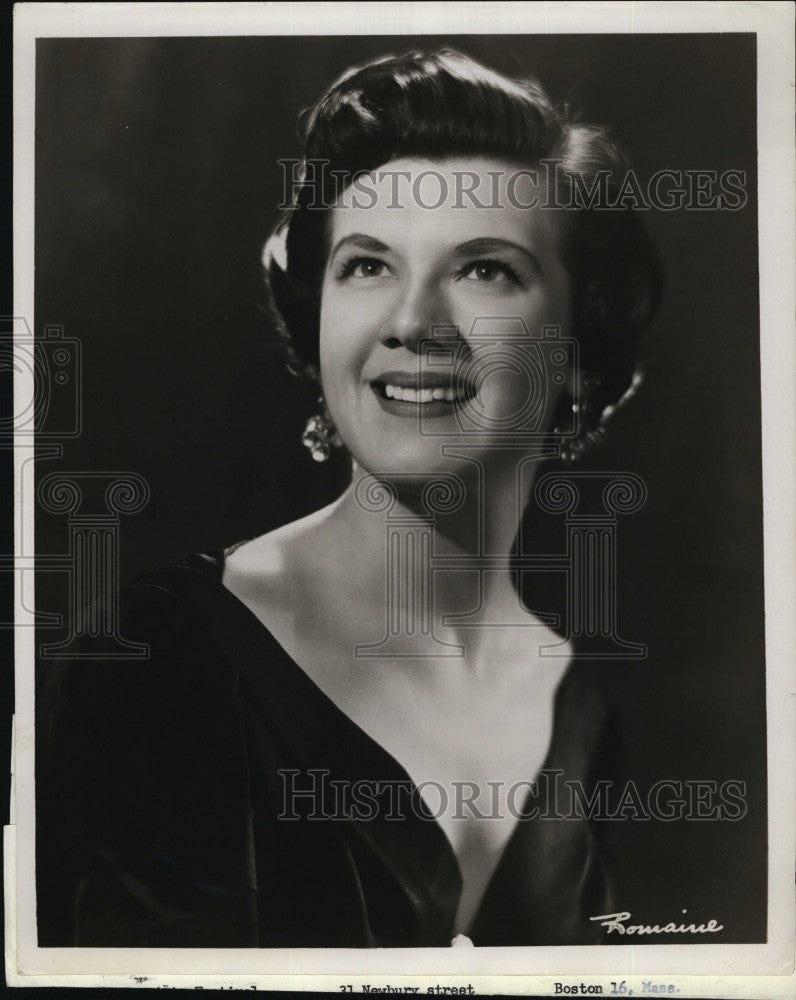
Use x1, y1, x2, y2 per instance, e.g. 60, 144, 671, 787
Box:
9, 1, 795, 992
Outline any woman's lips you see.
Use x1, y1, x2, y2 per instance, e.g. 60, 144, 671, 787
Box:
369, 374, 474, 419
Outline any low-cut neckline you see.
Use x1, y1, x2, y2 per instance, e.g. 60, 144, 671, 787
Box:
165, 547, 592, 941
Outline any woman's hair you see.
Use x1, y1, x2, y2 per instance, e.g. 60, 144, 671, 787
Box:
264, 49, 662, 419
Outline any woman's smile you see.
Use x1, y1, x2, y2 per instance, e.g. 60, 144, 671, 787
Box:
370, 369, 477, 420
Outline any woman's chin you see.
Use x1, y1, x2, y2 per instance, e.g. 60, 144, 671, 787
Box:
348, 441, 485, 493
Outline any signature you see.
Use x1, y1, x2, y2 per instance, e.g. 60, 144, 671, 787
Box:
590, 910, 724, 936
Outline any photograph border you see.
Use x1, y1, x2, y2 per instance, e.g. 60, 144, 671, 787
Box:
9, 1, 795, 993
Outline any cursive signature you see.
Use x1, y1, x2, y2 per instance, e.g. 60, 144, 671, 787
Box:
590, 910, 724, 936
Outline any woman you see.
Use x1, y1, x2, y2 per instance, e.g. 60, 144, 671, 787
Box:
37, 50, 661, 948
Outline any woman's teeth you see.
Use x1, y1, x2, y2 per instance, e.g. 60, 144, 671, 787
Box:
383, 384, 463, 402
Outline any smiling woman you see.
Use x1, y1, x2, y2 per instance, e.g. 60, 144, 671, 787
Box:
37, 49, 662, 948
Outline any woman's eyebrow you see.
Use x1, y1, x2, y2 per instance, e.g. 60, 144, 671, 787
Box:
454, 237, 542, 272
329, 233, 391, 258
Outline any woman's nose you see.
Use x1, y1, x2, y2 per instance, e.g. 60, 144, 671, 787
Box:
378, 279, 448, 351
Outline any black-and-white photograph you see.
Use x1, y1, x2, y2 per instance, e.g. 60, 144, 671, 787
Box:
8, 1, 794, 991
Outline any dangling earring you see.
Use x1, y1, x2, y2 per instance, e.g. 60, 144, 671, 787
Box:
556, 374, 606, 465
301, 397, 342, 462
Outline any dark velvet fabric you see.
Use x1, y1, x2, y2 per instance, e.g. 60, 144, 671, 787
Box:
36, 550, 620, 948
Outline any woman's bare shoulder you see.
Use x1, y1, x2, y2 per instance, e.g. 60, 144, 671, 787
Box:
221, 501, 342, 612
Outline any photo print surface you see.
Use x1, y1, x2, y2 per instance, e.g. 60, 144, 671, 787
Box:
12, 6, 792, 987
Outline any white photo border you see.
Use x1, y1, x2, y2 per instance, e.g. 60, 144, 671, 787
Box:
10, 1, 795, 992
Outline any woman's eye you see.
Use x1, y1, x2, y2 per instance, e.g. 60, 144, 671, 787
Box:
339, 256, 390, 279
459, 260, 522, 285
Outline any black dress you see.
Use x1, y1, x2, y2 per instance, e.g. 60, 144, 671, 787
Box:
36, 550, 621, 948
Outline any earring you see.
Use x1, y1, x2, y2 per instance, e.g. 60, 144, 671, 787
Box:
556, 375, 606, 465
556, 369, 645, 464
301, 398, 342, 462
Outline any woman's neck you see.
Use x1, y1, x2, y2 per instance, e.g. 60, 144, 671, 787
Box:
337, 459, 528, 551
316, 456, 543, 656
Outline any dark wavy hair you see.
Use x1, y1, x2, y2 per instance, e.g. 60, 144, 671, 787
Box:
263, 49, 662, 421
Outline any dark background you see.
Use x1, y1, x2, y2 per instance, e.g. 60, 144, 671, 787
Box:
34, 34, 765, 940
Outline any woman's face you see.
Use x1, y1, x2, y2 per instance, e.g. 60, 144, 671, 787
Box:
319, 156, 573, 480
